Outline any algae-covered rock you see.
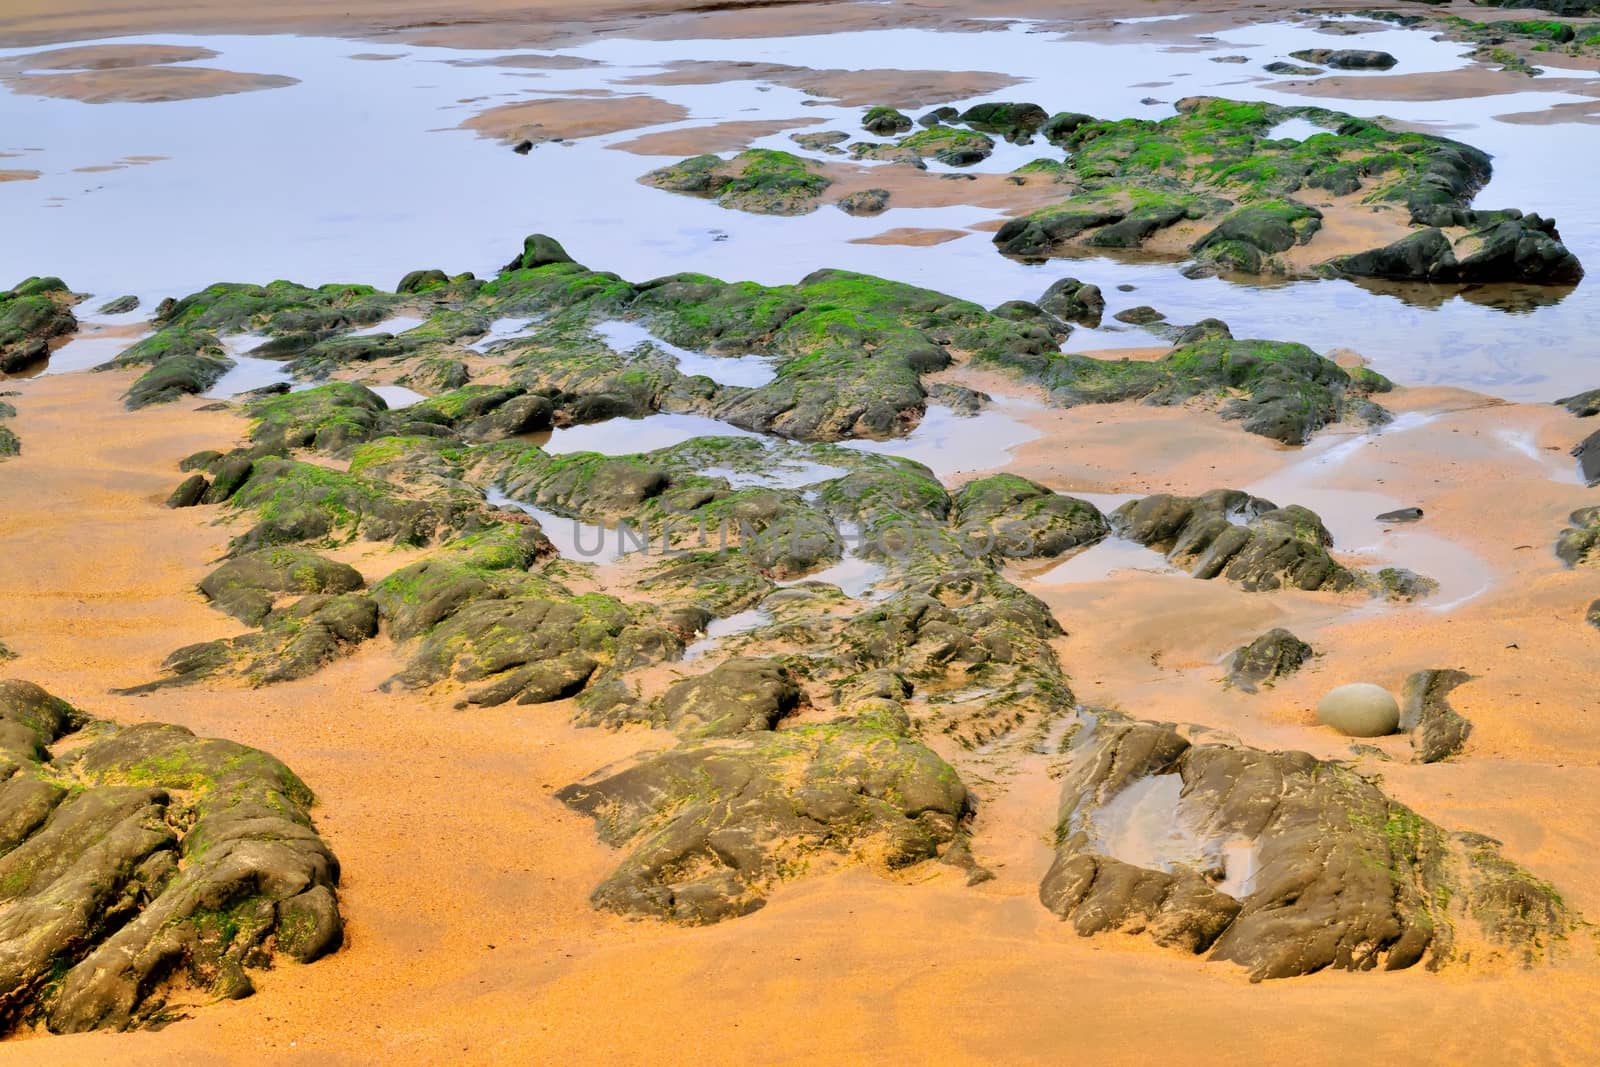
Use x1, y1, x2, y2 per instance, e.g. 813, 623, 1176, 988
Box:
0, 276, 79, 373
1557, 506, 1600, 565
1225, 628, 1313, 692
0, 680, 340, 1032
652, 657, 804, 738
1111, 490, 1366, 592
951, 474, 1107, 559
1042, 712, 1573, 978
990, 96, 1579, 282
198, 547, 365, 625
862, 106, 913, 135
836, 188, 890, 216
557, 717, 970, 923
644, 149, 833, 215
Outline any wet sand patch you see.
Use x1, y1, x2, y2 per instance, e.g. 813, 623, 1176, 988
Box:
462, 93, 689, 143
612, 117, 823, 155
848, 227, 968, 247
618, 60, 1024, 108
5, 66, 298, 103
3, 43, 219, 71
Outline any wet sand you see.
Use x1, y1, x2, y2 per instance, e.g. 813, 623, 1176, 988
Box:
463, 94, 690, 144
4, 66, 299, 103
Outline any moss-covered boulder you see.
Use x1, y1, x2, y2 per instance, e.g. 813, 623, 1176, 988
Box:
951, 474, 1108, 559
1224, 628, 1313, 692
643, 149, 833, 215
0, 680, 341, 1032
557, 716, 970, 923
198, 547, 365, 625
0, 276, 79, 373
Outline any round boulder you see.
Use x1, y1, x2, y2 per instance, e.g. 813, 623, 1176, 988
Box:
1316, 682, 1400, 737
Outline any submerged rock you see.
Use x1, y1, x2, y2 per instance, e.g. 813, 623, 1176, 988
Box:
1225, 629, 1313, 692
96, 294, 139, 315
0, 680, 341, 1033
1317, 682, 1401, 737
1288, 48, 1398, 70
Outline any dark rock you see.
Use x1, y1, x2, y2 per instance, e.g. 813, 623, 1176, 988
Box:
1264, 61, 1323, 75
165, 473, 209, 508
199, 547, 365, 625
1400, 669, 1473, 764
1572, 426, 1600, 487
0, 276, 78, 373
502, 233, 576, 272
1037, 277, 1105, 326
96, 295, 139, 315
1587, 599, 1600, 631
513, 139, 533, 154
1225, 629, 1313, 692
1043, 712, 1572, 978
396, 269, 449, 294
958, 101, 1048, 141
1039, 111, 1095, 145
1289, 48, 1398, 70
952, 474, 1108, 559
1376, 507, 1424, 523
862, 106, 913, 136
0, 681, 340, 1032
652, 657, 803, 738
1111, 490, 1364, 593
837, 188, 890, 216
918, 106, 959, 128
1113, 305, 1165, 325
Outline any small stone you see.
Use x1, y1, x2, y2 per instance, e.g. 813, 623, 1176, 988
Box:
1376, 507, 1423, 523
1113, 305, 1165, 325
1316, 683, 1400, 737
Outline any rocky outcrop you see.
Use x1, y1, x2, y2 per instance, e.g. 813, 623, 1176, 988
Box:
1042, 713, 1571, 979
643, 150, 832, 215
1401, 669, 1473, 764
0, 680, 340, 1033
1225, 629, 1313, 692
558, 714, 970, 923
1288, 48, 1398, 70
0, 276, 79, 374
1110, 490, 1365, 593
1326, 214, 1583, 286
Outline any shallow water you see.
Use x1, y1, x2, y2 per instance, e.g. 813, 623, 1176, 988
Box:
682, 607, 770, 661
484, 487, 641, 564
538, 411, 760, 454
842, 398, 1041, 477
201, 332, 292, 398
3, 16, 1599, 397
593, 319, 777, 387
369, 384, 424, 409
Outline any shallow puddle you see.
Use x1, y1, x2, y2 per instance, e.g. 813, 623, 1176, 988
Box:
594, 319, 778, 387
842, 399, 1040, 477
201, 333, 292, 399
485, 487, 642, 564
682, 607, 771, 661
538, 412, 760, 454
